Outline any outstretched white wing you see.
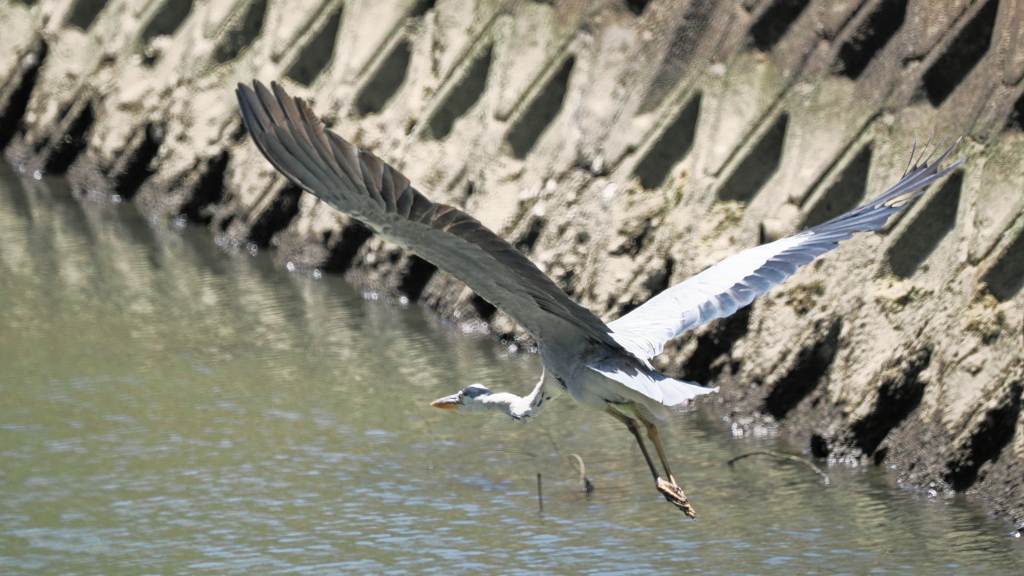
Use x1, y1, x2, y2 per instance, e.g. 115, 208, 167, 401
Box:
237, 81, 619, 351
608, 142, 963, 359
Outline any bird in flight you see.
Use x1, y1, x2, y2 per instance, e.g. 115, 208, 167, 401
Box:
237, 80, 962, 517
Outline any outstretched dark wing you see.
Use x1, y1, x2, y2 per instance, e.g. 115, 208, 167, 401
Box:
609, 142, 964, 359
237, 81, 619, 350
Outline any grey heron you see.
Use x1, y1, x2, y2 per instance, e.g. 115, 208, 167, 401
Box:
237, 80, 962, 516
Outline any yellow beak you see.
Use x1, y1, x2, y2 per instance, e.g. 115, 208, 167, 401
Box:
430, 394, 461, 409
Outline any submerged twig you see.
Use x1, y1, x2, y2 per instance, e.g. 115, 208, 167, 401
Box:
569, 453, 594, 493
537, 473, 543, 514
725, 450, 830, 485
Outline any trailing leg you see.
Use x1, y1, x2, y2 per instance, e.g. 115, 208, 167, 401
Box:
605, 407, 696, 517
641, 416, 677, 486
605, 407, 661, 482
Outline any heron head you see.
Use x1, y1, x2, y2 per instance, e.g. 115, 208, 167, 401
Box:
429, 384, 493, 411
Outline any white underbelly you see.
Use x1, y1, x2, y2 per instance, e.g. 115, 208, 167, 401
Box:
561, 363, 674, 421
564, 367, 631, 411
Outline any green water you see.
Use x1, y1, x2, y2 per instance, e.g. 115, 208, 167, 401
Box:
1, 163, 1021, 575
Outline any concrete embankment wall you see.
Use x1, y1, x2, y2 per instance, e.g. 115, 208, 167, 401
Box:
1, 0, 1022, 521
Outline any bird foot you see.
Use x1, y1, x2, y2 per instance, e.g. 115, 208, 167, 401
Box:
657, 478, 696, 518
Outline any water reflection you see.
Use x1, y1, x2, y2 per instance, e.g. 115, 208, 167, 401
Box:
1, 164, 1022, 575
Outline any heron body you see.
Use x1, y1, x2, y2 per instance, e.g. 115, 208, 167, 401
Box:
237, 80, 962, 516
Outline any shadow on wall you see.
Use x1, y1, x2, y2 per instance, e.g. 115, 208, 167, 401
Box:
634, 94, 701, 190
718, 113, 788, 203
750, 0, 811, 52
285, 6, 343, 86
981, 228, 1024, 302
214, 0, 268, 64
835, 0, 908, 79
885, 171, 962, 279
356, 39, 412, 117
802, 145, 872, 229
139, 0, 194, 66
67, 0, 108, 31
506, 57, 575, 159
427, 45, 493, 140
921, 0, 999, 107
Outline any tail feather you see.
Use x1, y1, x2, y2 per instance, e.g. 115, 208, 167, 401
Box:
586, 363, 718, 419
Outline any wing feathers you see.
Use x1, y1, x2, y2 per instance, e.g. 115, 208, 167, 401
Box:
238, 80, 619, 350
609, 141, 964, 359
325, 132, 364, 192
407, 193, 436, 223
585, 363, 717, 418
395, 179, 414, 217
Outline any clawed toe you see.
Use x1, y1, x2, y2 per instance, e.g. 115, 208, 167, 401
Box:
656, 477, 696, 518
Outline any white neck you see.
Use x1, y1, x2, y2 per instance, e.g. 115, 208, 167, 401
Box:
477, 369, 554, 422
